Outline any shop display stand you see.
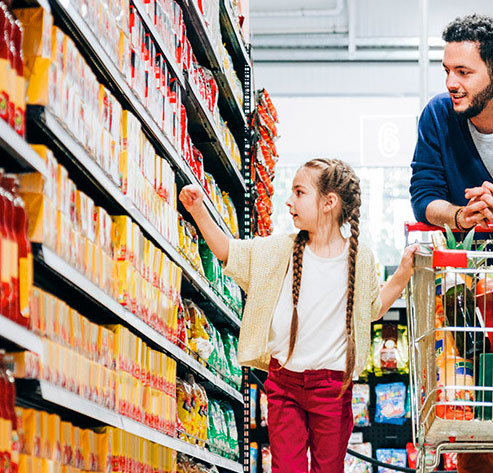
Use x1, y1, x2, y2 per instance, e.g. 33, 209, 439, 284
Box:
1, 0, 253, 471
353, 300, 413, 472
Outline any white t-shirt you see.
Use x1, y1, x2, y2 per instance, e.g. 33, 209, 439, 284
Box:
268, 241, 349, 372
468, 120, 493, 177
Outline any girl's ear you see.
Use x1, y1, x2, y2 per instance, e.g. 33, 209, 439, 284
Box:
323, 192, 339, 214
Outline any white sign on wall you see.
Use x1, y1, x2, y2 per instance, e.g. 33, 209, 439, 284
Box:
360, 115, 418, 166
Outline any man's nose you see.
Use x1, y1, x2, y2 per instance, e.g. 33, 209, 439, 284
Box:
446, 72, 460, 91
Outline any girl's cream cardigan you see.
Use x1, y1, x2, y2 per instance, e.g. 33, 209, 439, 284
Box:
223, 233, 382, 375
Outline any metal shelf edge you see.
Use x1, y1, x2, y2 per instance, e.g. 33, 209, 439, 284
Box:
39, 381, 242, 472
0, 119, 47, 177
0, 314, 43, 354
131, 0, 185, 86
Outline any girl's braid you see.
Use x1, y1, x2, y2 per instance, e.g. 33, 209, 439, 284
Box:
285, 230, 309, 364
340, 200, 360, 396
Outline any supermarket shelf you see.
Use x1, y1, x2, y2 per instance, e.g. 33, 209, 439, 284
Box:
48, 0, 181, 170
36, 244, 242, 403
27, 106, 241, 326
49, 0, 246, 201
131, 0, 185, 87
0, 314, 43, 355
0, 119, 47, 177
177, 0, 247, 133
39, 381, 243, 472
184, 76, 246, 194
219, 0, 250, 67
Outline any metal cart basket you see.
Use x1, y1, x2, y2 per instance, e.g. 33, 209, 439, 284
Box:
405, 223, 493, 472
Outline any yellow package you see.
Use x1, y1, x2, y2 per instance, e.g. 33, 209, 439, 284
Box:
30, 287, 43, 335
72, 426, 83, 470
22, 409, 41, 457
60, 421, 73, 466
17, 453, 32, 473
112, 216, 132, 261
5, 351, 40, 380
176, 378, 192, 440
20, 193, 56, 248
46, 413, 61, 462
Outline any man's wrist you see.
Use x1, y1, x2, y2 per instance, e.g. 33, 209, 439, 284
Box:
454, 207, 474, 232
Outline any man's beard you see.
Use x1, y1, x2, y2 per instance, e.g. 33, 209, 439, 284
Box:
455, 77, 493, 119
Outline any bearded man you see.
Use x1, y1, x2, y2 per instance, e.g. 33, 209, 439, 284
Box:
410, 14, 493, 473
410, 14, 493, 232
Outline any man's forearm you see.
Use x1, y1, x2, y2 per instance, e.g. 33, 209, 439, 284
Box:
425, 200, 461, 228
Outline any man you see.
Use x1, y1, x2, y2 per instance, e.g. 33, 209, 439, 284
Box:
410, 14, 493, 473
410, 14, 493, 231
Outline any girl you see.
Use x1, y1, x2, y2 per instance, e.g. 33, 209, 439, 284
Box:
179, 158, 417, 473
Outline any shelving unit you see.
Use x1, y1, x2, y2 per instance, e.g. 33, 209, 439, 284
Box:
1, 0, 252, 470
177, 0, 248, 138
0, 118, 47, 177
33, 244, 242, 403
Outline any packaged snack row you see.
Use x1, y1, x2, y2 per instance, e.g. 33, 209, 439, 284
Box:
204, 173, 239, 238
18, 156, 183, 341
14, 408, 177, 473
178, 300, 241, 389
252, 89, 279, 236
344, 442, 372, 473
198, 240, 242, 315
176, 373, 208, 446
352, 382, 410, 428
207, 399, 239, 460
0, 171, 33, 329
0, 1, 26, 136
13, 334, 177, 434
217, 41, 243, 107
178, 216, 204, 274
177, 453, 220, 473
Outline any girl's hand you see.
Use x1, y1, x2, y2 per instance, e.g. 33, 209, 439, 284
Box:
179, 184, 205, 216
395, 243, 420, 283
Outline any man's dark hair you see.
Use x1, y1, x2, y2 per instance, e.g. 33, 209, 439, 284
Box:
442, 14, 493, 75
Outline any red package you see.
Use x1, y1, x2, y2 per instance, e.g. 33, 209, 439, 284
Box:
443, 452, 457, 470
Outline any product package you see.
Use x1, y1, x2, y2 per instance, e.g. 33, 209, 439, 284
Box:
352, 384, 371, 427
344, 442, 372, 473
375, 382, 407, 425
376, 448, 407, 473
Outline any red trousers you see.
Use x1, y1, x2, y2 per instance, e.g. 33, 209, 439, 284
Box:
265, 358, 353, 473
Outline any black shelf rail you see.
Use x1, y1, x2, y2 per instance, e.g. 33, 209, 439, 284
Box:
26, 105, 241, 328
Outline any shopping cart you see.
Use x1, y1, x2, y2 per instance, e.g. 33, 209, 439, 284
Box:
405, 222, 493, 472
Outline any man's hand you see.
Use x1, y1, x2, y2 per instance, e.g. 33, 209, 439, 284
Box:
464, 181, 493, 228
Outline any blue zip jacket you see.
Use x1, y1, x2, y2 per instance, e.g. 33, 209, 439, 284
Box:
410, 92, 492, 224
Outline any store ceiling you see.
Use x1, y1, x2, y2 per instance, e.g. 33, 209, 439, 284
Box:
250, 0, 493, 63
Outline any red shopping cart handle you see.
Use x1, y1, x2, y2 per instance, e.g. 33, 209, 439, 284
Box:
405, 221, 493, 232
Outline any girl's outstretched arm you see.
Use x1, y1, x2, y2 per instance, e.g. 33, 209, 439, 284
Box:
179, 184, 230, 262
377, 244, 419, 319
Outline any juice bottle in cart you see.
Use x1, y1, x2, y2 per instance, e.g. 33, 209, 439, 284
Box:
3, 175, 31, 327
431, 231, 491, 359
